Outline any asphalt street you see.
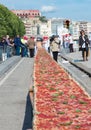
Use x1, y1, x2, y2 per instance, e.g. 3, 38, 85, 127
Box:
0, 57, 34, 130
58, 49, 91, 96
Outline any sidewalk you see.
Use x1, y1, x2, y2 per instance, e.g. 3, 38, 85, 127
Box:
60, 49, 91, 76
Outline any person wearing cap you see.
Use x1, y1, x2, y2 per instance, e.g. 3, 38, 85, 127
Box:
79, 30, 90, 61
50, 35, 60, 62
35, 37, 43, 49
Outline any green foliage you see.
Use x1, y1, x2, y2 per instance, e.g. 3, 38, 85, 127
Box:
0, 4, 25, 39
39, 16, 47, 22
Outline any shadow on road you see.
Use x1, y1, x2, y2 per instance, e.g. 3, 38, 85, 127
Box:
22, 92, 33, 130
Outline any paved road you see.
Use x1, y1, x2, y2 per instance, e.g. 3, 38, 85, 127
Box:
60, 49, 91, 76
0, 57, 34, 130
58, 49, 91, 96
64, 49, 91, 68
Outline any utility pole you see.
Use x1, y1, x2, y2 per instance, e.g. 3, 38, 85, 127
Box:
56, 25, 58, 35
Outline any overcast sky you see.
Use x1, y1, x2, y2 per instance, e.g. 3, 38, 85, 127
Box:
0, 0, 91, 21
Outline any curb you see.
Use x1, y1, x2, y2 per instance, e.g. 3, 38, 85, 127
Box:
58, 59, 91, 96
60, 54, 91, 77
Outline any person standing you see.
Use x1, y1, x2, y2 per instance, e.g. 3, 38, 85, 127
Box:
50, 35, 60, 62
43, 37, 50, 53
6, 35, 14, 57
79, 30, 90, 61
64, 34, 69, 53
14, 35, 22, 56
27, 37, 35, 58
68, 33, 74, 52
21, 36, 28, 57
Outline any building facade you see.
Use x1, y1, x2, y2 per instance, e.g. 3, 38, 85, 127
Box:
71, 21, 79, 41
11, 10, 41, 37
11, 10, 41, 18
11, 10, 91, 41
79, 21, 88, 34
50, 18, 64, 35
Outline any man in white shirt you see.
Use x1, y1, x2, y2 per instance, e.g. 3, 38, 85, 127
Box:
69, 33, 74, 52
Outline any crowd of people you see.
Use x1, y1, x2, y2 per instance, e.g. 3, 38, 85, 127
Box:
0, 35, 50, 59
0, 30, 90, 62
0, 35, 36, 59
0, 35, 27, 58
62, 33, 74, 53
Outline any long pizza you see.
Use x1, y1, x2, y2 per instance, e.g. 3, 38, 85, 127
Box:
33, 48, 91, 130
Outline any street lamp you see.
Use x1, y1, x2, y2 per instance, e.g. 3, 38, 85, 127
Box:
56, 25, 58, 35
37, 25, 40, 35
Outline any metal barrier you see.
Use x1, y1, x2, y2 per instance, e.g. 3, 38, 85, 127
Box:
0, 46, 4, 61
0, 45, 15, 61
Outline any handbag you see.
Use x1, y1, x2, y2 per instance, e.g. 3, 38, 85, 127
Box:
79, 46, 82, 51
88, 47, 90, 56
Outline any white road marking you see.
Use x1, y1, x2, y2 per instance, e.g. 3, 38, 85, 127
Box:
0, 58, 24, 87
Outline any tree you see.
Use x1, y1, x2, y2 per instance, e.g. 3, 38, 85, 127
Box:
0, 4, 25, 39
39, 16, 47, 23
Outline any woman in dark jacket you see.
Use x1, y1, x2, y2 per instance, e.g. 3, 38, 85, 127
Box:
79, 30, 90, 61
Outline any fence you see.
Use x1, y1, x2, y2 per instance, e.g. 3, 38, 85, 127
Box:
0, 45, 15, 61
